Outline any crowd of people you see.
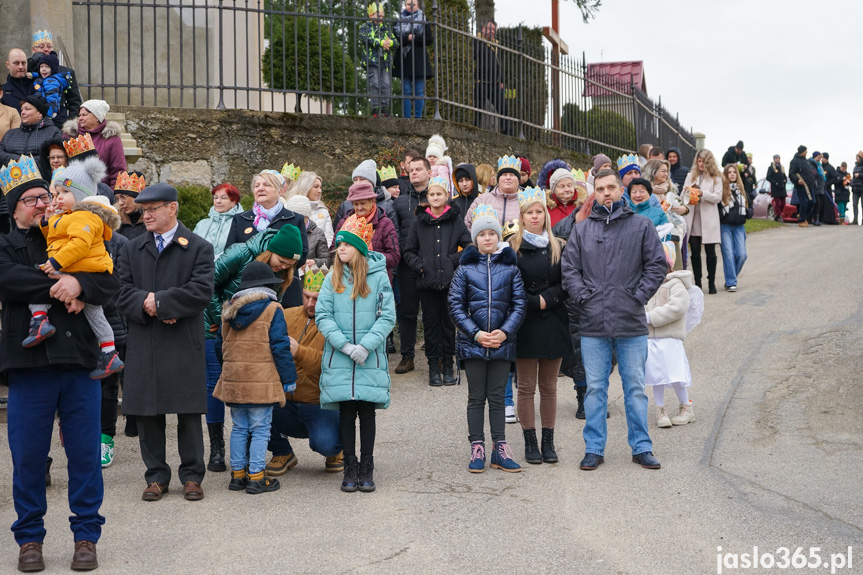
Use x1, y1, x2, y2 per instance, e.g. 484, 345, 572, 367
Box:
2, 23, 863, 575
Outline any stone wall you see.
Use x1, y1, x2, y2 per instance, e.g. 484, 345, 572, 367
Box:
117, 106, 591, 191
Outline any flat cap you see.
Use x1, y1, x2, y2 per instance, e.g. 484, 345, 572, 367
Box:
135, 182, 179, 204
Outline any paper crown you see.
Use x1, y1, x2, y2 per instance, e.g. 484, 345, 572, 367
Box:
280, 162, 301, 181
63, 133, 97, 159
617, 154, 639, 171
51, 165, 66, 183
367, 2, 383, 16
377, 165, 397, 182
261, 169, 287, 189
502, 218, 520, 239
303, 264, 328, 292
428, 175, 449, 191
472, 204, 498, 223
115, 171, 147, 194
517, 186, 545, 208
340, 214, 374, 248
570, 168, 587, 183
33, 30, 53, 46
497, 155, 521, 173
0, 155, 43, 196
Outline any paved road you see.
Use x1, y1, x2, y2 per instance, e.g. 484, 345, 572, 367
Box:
1, 224, 861, 574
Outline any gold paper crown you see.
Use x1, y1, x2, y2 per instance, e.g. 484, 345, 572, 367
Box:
33, 30, 53, 46
472, 204, 498, 223
302, 264, 328, 292
497, 155, 521, 172
280, 162, 301, 181
502, 218, 520, 239
617, 154, 639, 171
115, 171, 147, 194
517, 186, 545, 208
340, 214, 374, 248
428, 175, 449, 191
367, 2, 383, 16
0, 155, 42, 196
377, 165, 397, 182
570, 168, 586, 183
63, 133, 96, 159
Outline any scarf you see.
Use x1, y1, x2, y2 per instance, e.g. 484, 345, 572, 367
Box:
253, 202, 282, 232
231, 287, 277, 302
425, 205, 450, 219
652, 181, 670, 196
522, 229, 549, 248
720, 183, 747, 217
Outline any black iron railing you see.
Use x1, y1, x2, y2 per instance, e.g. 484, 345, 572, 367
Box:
70, 0, 695, 161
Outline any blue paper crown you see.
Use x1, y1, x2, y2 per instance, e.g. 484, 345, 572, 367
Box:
51, 165, 67, 184
497, 155, 521, 172
517, 186, 546, 209
428, 175, 449, 191
472, 204, 498, 223
32, 30, 53, 46
0, 155, 42, 196
260, 169, 287, 189
617, 154, 639, 171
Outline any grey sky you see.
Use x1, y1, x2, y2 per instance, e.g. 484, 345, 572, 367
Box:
494, 0, 860, 173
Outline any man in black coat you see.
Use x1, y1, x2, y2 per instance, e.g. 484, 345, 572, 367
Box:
28, 30, 83, 128
0, 166, 119, 571
391, 156, 430, 374
115, 183, 215, 503
789, 145, 815, 227
721, 140, 749, 167
1, 49, 33, 112
766, 155, 788, 222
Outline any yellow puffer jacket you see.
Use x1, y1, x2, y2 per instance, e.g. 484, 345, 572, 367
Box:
41, 201, 121, 273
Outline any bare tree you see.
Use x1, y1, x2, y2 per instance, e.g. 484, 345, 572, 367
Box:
472, 0, 601, 26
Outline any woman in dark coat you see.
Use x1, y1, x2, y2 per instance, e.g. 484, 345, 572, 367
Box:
508, 189, 570, 465
766, 155, 788, 222
394, 0, 434, 119
834, 162, 851, 222
0, 95, 63, 179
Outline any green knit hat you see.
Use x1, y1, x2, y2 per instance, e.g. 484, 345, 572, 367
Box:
267, 225, 303, 260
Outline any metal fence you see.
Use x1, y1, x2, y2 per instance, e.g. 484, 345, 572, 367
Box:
70, 0, 695, 162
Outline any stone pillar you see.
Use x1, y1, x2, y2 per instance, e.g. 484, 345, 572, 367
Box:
0, 0, 33, 63
694, 132, 706, 152
30, 0, 75, 65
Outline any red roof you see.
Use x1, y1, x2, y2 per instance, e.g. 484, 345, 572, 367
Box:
584, 61, 646, 97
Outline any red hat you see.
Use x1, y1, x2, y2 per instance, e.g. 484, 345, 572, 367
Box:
346, 180, 376, 202
519, 157, 531, 175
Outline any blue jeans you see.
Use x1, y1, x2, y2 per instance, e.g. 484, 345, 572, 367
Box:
402, 77, 425, 118
7, 368, 105, 544
504, 372, 514, 407
580, 336, 652, 456
719, 224, 747, 287
268, 401, 342, 457
205, 339, 224, 424
229, 405, 273, 474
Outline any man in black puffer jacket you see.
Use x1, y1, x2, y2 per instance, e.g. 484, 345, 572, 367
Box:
666, 147, 689, 191
851, 152, 863, 225
788, 145, 816, 227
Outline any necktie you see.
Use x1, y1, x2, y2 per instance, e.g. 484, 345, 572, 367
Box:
156, 235, 165, 253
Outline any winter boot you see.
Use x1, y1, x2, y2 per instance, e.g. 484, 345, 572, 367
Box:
89, 350, 124, 379
468, 441, 486, 473
706, 251, 718, 294
541, 428, 558, 463
386, 332, 396, 355
575, 387, 586, 419
690, 252, 702, 288
245, 470, 280, 494
228, 469, 248, 491
490, 441, 522, 472
441, 356, 457, 385
207, 423, 226, 472
22, 314, 55, 348
341, 455, 359, 492
656, 406, 672, 428
671, 402, 695, 425
358, 455, 376, 492
428, 359, 443, 387
522, 428, 542, 464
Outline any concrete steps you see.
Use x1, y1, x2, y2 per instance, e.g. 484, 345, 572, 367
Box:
106, 112, 143, 164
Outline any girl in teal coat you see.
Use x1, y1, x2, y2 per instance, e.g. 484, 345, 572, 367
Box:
315, 214, 396, 493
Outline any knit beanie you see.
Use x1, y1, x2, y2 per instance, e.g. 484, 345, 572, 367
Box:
55, 155, 106, 202
519, 157, 531, 176
81, 99, 110, 123
470, 212, 503, 243
285, 195, 312, 218
426, 134, 447, 159
352, 159, 377, 185
549, 168, 574, 194
39, 53, 60, 76
797, 145, 807, 155
628, 177, 653, 196
591, 154, 612, 175
21, 95, 49, 117
266, 224, 304, 260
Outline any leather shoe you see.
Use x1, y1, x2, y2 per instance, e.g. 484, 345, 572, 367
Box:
18, 541, 44, 572
579, 453, 604, 470
632, 451, 661, 469
141, 482, 169, 501
71, 540, 97, 571
394, 356, 414, 374
183, 481, 204, 501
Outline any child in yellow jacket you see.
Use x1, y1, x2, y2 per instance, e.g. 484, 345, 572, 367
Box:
26, 156, 124, 380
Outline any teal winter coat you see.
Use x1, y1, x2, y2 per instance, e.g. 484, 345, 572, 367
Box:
193, 204, 245, 260
315, 251, 396, 410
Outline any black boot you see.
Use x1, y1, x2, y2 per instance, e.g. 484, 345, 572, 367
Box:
690, 251, 702, 288
428, 359, 443, 387
207, 423, 226, 472
341, 455, 359, 492
576, 387, 586, 419
541, 428, 558, 463
706, 251, 718, 294
523, 428, 542, 464
358, 455, 376, 492
441, 356, 457, 385
386, 332, 396, 355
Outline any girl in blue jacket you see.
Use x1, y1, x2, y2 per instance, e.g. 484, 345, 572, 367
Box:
448, 205, 526, 473
316, 214, 396, 493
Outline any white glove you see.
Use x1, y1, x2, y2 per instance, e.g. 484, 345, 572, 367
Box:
349, 345, 370, 366
340, 343, 357, 357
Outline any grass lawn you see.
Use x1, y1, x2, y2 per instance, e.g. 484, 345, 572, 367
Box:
745, 219, 784, 233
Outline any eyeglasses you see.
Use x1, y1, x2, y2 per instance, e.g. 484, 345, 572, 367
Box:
18, 193, 52, 207
141, 202, 171, 215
